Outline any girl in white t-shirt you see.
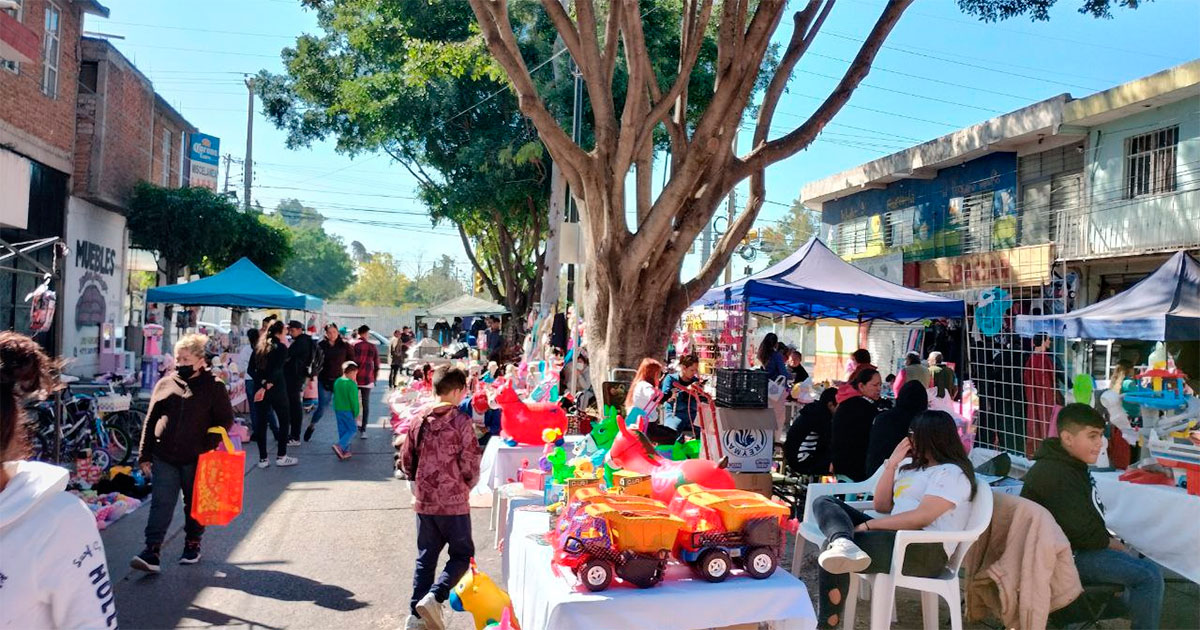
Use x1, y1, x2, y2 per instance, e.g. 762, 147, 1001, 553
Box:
811, 410, 978, 629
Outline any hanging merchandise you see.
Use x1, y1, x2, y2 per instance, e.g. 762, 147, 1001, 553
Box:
25, 278, 56, 333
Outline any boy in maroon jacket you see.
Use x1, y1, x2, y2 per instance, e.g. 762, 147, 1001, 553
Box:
398, 366, 480, 630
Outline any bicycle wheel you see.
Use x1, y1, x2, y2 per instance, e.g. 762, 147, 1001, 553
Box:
108, 410, 145, 446
100, 424, 132, 466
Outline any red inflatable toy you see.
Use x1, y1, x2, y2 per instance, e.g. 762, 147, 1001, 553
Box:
495, 383, 568, 446
607, 417, 734, 502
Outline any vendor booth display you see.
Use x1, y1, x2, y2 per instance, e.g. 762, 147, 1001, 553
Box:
146, 257, 324, 311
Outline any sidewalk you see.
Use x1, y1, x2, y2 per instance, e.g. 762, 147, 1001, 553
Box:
105, 378, 500, 630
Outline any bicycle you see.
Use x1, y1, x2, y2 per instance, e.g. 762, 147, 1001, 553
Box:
28, 378, 133, 470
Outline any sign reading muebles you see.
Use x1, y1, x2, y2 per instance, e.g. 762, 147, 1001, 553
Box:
188, 132, 220, 191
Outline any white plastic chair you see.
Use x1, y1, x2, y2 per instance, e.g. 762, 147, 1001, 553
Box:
793, 466, 887, 575
798, 472, 995, 630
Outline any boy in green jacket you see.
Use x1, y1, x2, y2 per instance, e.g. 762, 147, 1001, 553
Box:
1021, 403, 1163, 629
332, 361, 361, 460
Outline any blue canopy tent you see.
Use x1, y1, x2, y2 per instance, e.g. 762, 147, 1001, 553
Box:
695, 238, 963, 365
1016, 250, 1200, 341
146, 257, 324, 311
696, 238, 964, 321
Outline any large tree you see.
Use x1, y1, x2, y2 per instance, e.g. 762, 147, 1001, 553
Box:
265, 205, 356, 299
466, 0, 1139, 379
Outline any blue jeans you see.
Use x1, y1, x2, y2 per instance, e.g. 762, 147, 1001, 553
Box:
310, 381, 334, 426
144, 457, 202, 546
335, 410, 357, 452
1074, 548, 1163, 629
245, 379, 258, 426
411, 513, 474, 616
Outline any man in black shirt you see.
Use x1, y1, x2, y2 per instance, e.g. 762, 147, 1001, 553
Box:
284, 321, 316, 444
305, 323, 351, 442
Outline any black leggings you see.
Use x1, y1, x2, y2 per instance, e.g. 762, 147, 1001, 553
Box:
359, 386, 370, 431
254, 384, 290, 460
813, 496, 947, 628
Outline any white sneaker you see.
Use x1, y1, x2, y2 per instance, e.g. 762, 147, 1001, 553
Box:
275, 455, 299, 467
359, 430, 368, 440
403, 615, 427, 630
257, 459, 269, 469
818, 537, 871, 574
415, 593, 445, 630
287, 439, 301, 447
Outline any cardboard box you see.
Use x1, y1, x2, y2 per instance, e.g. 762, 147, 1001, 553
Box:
732, 472, 773, 498
612, 470, 652, 498
521, 468, 549, 492
565, 477, 604, 502
703, 407, 776, 473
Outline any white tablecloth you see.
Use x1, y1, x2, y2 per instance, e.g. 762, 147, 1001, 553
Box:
1093, 471, 1200, 583
506, 509, 817, 630
471, 435, 583, 495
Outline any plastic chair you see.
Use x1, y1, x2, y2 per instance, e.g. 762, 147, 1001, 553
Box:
793, 466, 887, 577
842, 477, 993, 630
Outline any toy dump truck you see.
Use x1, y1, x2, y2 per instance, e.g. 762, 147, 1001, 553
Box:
554, 499, 685, 591
669, 484, 790, 582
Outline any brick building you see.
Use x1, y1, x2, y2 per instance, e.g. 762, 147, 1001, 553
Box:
1, 0, 109, 352
2, 1, 204, 375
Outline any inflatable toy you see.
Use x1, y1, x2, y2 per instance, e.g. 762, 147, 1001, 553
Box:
449, 559, 520, 630
495, 384, 568, 446
606, 417, 734, 502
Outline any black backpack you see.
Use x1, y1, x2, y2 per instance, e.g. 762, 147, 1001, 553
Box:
306, 336, 324, 378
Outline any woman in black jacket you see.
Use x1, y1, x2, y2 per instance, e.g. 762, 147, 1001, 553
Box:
131, 333, 233, 573
250, 321, 297, 468
830, 368, 883, 482
864, 380, 929, 476
784, 386, 838, 475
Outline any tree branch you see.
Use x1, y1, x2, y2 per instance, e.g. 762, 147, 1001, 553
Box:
752, 0, 830, 147
457, 223, 504, 301
643, 0, 712, 151
468, 0, 590, 181
739, 0, 913, 174
601, 0, 623, 89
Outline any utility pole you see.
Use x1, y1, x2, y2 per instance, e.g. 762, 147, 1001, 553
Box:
243, 77, 254, 211
222, 154, 233, 193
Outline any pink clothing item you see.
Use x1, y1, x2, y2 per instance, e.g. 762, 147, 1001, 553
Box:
398, 403, 481, 515
1023, 352, 1056, 457
836, 363, 877, 403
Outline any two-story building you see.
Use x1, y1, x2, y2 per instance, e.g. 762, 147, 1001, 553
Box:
1, 0, 108, 354
2, 2, 205, 376
800, 60, 1199, 457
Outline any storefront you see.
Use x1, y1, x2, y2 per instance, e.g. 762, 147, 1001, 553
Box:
61, 197, 128, 376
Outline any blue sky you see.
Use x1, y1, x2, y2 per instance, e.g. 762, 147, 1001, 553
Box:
86, 0, 1200, 282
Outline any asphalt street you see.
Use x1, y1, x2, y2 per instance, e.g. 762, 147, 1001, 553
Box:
103, 373, 498, 630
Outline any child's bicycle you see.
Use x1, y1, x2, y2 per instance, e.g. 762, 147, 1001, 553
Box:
28, 376, 133, 470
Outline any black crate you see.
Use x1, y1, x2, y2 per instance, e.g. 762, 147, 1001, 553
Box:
715, 369, 769, 408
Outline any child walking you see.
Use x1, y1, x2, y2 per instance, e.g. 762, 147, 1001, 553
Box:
398, 366, 481, 630
332, 361, 361, 460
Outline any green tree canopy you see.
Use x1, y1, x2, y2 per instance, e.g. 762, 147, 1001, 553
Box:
340, 253, 411, 307
265, 207, 355, 299
127, 182, 292, 281
759, 201, 819, 265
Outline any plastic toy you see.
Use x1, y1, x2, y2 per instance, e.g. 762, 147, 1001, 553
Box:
545, 447, 574, 484
449, 559, 520, 630
555, 500, 685, 590
668, 484, 789, 582
495, 384, 569, 446
606, 417, 735, 502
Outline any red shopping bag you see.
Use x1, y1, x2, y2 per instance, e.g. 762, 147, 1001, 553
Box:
191, 427, 245, 526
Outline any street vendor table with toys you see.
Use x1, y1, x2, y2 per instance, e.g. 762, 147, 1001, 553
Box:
1093, 471, 1200, 584
473, 435, 586, 496
506, 507, 816, 630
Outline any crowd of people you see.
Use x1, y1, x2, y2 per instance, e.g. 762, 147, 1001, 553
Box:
0, 316, 1173, 630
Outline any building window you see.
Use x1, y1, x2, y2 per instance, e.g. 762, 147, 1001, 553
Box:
2, 0, 22, 74
1126, 126, 1178, 198
885, 207, 915, 248
161, 129, 172, 186
41, 2, 60, 98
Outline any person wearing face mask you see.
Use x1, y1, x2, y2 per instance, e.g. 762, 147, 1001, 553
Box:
130, 334, 234, 574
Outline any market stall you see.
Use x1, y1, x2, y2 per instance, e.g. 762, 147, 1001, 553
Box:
694, 238, 964, 367
506, 508, 817, 630
146, 257, 324, 311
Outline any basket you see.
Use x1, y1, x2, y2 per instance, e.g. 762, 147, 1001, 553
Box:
715, 369, 769, 408
94, 394, 132, 414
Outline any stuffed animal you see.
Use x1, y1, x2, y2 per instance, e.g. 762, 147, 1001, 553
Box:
449, 559, 520, 630
495, 384, 568, 446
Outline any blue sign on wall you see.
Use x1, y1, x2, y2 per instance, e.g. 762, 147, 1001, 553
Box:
821, 152, 1018, 261
188, 133, 221, 166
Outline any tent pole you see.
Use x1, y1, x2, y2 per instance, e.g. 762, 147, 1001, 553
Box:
739, 296, 749, 368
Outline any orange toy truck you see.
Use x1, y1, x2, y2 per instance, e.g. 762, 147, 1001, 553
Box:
669, 484, 790, 582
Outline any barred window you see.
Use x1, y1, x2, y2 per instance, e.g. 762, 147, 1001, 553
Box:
1126, 126, 1178, 198
42, 2, 60, 98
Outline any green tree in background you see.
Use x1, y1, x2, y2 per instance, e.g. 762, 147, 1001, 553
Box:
759, 201, 819, 265
341, 253, 411, 307
265, 205, 355, 299
206, 210, 293, 277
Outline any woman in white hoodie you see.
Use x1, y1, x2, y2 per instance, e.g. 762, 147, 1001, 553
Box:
0, 332, 117, 629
